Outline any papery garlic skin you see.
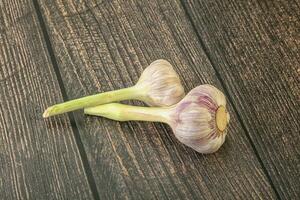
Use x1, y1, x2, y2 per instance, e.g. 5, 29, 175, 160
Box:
171, 85, 229, 153
136, 59, 185, 106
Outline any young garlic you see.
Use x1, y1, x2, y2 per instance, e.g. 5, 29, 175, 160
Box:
43, 59, 184, 118
84, 84, 230, 153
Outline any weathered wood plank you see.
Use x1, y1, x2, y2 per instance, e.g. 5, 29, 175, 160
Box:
183, 0, 300, 198
0, 0, 93, 199
39, 0, 278, 199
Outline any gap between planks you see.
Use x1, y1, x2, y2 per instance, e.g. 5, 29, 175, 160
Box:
179, 0, 281, 199
32, 0, 100, 199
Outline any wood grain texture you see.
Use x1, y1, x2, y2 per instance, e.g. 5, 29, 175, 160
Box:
0, 0, 93, 199
183, 0, 300, 198
38, 0, 279, 199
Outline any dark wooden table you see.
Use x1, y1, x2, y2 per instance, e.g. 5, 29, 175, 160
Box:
0, 0, 299, 199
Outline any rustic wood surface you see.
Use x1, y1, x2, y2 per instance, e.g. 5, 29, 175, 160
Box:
0, 0, 94, 199
182, 0, 300, 199
37, 0, 278, 199
0, 0, 298, 199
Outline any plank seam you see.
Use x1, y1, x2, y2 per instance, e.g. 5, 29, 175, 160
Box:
32, 1, 100, 199
179, 1, 281, 199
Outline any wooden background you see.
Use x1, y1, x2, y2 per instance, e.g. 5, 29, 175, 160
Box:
0, 0, 299, 199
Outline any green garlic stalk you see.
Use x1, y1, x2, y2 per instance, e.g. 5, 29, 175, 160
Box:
84, 84, 230, 154
43, 60, 184, 118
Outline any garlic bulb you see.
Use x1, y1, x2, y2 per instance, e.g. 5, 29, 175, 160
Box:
170, 85, 229, 153
84, 84, 230, 153
136, 59, 185, 106
43, 59, 184, 118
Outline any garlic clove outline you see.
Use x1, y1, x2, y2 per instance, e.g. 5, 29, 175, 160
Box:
84, 84, 230, 154
43, 59, 184, 118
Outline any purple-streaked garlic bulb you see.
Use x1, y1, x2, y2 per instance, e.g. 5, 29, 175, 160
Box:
170, 85, 229, 153
43, 59, 184, 118
84, 84, 230, 153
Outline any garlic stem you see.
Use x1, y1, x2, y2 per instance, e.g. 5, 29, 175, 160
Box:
43, 87, 139, 118
84, 103, 171, 124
